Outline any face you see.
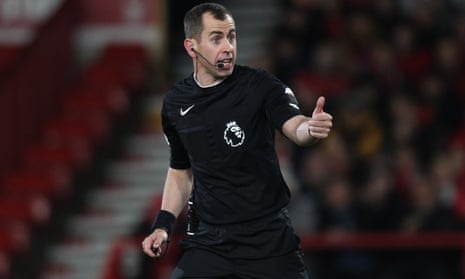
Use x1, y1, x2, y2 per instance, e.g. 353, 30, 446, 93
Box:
189, 12, 237, 84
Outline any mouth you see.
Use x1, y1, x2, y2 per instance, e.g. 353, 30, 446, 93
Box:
217, 58, 233, 69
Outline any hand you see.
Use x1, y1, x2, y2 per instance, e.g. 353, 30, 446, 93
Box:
308, 96, 333, 139
142, 228, 169, 257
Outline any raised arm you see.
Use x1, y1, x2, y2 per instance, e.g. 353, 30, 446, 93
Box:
282, 96, 333, 146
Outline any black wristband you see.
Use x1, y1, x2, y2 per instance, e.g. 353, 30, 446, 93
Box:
151, 210, 176, 235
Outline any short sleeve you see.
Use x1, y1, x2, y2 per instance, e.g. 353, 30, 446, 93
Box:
161, 98, 191, 169
261, 71, 301, 131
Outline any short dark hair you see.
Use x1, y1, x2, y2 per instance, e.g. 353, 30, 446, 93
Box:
184, 3, 233, 41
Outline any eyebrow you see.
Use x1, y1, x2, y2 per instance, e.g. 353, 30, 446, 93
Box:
208, 29, 236, 37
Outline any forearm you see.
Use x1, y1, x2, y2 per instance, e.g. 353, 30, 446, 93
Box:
283, 115, 319, 146
160, 167, 193, 217
295, 117, 320, 146
144, 168, 192, 256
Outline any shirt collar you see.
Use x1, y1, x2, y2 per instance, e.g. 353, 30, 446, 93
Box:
193, 72, 223, 88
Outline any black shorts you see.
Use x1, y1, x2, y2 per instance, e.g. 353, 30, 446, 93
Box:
170, 248, 311, 279
170, 209, 312, 278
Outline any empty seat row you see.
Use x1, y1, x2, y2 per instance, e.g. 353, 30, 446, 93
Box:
0, 43, 150, 268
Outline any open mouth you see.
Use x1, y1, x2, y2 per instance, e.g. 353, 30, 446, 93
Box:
217, 58, 233, 69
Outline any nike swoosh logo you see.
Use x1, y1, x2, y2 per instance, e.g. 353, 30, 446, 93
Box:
180, 104, 195, 116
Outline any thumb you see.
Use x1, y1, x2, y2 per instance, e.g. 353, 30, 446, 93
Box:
153, 238, 163, 248
151, 236, 166, 255
313, 96, 325, 116
154, 232, 168, 247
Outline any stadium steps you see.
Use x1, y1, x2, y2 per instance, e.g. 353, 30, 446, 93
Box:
40, 133, 169, 279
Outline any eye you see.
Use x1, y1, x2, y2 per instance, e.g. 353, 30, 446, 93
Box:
212, 36, 221, 44
228, 34, 236, 43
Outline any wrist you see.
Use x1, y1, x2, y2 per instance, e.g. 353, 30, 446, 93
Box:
307, 122, 320, 144
151, 210, 176, 235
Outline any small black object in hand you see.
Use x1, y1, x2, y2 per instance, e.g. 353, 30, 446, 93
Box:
151, 240, 170, 259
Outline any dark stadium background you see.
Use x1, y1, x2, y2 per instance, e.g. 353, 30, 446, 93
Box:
0, 0, 464, 278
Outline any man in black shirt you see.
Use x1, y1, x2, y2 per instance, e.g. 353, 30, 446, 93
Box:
142, 3, 333, 278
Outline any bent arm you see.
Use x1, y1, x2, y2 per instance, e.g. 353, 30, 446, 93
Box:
282, 102, 333, 147
282, 96, 333, 146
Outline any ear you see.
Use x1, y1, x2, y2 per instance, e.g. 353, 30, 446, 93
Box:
184, 39, 196, 58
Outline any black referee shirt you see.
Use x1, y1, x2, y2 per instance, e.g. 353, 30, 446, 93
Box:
162, 65, 301, 226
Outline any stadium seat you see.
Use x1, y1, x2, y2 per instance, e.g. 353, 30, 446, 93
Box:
82, 44, 149, 90
0, 194, 51, 225
22, 142, 91, 173
43, 111, 110, 147
83, 63, 146, 90
1, 168, 71, 199
0, 45, 23, 75
100, 44, 148, 65
63, 85, 129, 116
0, 222, 30, 255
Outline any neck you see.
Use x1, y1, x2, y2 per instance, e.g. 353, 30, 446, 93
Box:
193, 64, 223, 87
193, 72, 222, 88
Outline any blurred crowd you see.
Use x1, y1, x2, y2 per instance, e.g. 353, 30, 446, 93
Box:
258, 0, 465, 277
261, 0, 465, 233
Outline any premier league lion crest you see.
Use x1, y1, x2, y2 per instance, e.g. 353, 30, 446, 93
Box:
224, 121, 245, 147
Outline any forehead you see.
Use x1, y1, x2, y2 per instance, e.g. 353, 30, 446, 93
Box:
201, 12, 235, 35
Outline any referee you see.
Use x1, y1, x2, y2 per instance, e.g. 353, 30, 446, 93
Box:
142, 3, 333, 279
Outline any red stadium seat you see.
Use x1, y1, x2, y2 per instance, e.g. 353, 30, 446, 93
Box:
0, 222, 30, 255
43, 112, 110, 147
0, 194, 51, 225
83, 62, 147, 89
63, 86, 129, 116
82, 44, 149, 89
0, 250, 11, 279
22, 142, 91, 173
1, 169, 71, 199
0, 45, 23, 75
100, 44, 148, 65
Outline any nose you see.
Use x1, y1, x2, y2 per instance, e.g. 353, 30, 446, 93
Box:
222, 38, 234, 53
